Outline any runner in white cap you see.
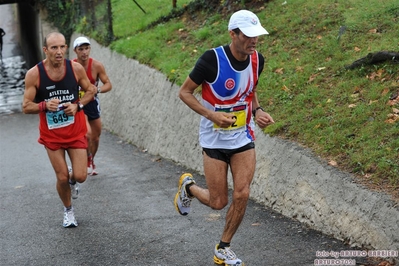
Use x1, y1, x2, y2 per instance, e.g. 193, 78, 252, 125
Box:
73, 36, 112, 176
174, 9, 274, 265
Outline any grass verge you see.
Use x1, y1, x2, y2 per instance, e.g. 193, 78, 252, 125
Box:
91, 0, 399, 200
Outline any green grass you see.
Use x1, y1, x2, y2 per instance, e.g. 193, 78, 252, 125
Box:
92, 0, 399, 195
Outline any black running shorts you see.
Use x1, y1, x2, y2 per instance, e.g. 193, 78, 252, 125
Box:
202, 142, 255, 164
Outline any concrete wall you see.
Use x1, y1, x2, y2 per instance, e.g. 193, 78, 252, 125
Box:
69, 33, 399, 251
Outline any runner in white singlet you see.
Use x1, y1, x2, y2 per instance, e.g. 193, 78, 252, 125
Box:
173, 10, 275, 266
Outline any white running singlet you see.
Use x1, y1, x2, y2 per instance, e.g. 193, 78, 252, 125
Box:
199, 46, 260, 149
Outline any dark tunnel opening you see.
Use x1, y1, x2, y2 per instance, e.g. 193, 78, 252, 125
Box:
17, 2, 42, 68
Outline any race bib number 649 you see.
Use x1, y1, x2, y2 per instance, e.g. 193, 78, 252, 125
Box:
46, 109, 74, 130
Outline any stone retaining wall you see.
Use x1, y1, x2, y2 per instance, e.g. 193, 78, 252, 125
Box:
69, 33, 399, 251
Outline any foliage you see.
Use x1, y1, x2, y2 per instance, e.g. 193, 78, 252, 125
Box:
37, 0, 113, 47
36, 0, 81, 45
75, 0, 114, 46
102, 0, 399, 196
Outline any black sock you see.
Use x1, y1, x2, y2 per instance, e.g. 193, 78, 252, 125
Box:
218, 241, 230, 249
186, 183, 194, 197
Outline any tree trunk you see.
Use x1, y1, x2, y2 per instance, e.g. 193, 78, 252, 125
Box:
345, 51, 399, 69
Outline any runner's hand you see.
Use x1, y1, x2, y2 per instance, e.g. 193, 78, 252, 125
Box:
45, 99, 61, 112
255, 110, 274, 129
210, 112, 237, 128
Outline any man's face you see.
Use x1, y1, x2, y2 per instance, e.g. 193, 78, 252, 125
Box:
231, 30, 259, 57
43, 34, 67, 64
74, 44, 91, 61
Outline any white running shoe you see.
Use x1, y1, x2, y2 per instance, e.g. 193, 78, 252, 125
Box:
68, 166, 72, 177
213, 245, 244, 265
91, 160, 98, 175
68, 166, 79, 199
63, 208, 78, 228
87, 155, 93, 175
70, 181, 79, 199
174, 173, 195, 216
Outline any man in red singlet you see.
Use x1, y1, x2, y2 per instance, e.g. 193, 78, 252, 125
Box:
72, 36, 112, 176
23, 32, 97, 228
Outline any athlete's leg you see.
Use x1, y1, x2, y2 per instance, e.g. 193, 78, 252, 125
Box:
220, 148, 256, 243
45, 148, 71, 208
85, 115, 92, 157
67, 148, 88, 183
88, 117, 101, 159
189, 152, 229, 210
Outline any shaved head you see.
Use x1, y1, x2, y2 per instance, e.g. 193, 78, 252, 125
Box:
43, 32, 65, 47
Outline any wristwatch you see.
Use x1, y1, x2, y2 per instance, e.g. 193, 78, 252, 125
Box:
252, 106, 264, 117
77, 102, 84, 112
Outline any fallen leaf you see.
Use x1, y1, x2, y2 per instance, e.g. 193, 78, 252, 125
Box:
382, 88, 389, 95
348, 104, 357, 108
368, 28, 378, 34
308, 73, 318, 83
384, 114, 399, 124
387, 99, 399, 106
353, 86, 361, 93
268, 99, 274, 105
328, 160, 338, 166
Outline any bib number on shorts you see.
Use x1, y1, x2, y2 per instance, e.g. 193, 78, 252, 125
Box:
213, 102, 247, 134
46, 109, 74, 130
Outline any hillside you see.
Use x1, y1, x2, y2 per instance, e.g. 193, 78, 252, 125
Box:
108, 0, 399, 201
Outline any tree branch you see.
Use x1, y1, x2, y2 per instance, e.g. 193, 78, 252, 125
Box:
345, 51, 399, 69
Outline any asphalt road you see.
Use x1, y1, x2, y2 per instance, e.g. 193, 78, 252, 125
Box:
0, 113, 368, 266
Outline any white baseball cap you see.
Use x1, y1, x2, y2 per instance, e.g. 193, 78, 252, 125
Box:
228, 10, 269, 37
73, 36, 91, 49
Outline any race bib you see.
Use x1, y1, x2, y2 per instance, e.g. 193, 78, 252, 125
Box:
78, 88, 85, 99
213, 102, 247, 134
46, 109, 74, 130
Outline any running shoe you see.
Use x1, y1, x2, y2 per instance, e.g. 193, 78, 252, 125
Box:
174, 173, 195, 216
87, 155, 93, 175
213, 244, 244, 265
91, 159, 98, 175
70, 181, 79, 199
68, 166, 79, 199
63, 208, 78, 228
68, 165, 72, 177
